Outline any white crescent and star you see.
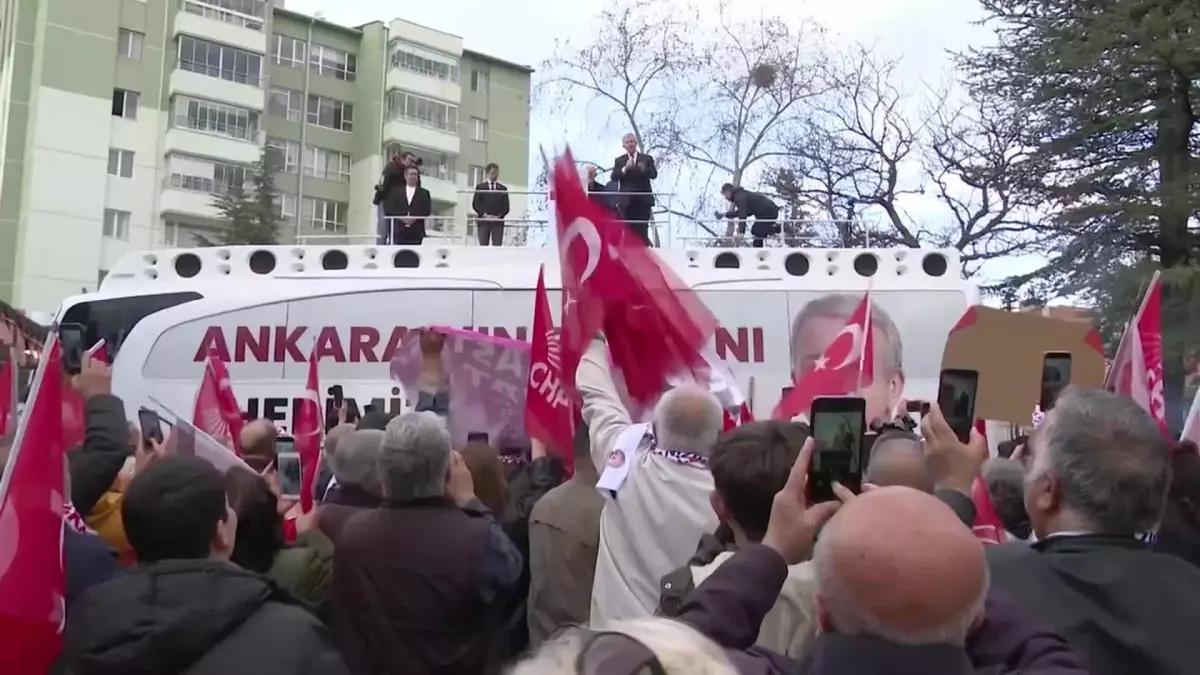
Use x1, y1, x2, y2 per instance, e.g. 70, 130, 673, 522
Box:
561, 217, 601, 283
829, 324, 865, 370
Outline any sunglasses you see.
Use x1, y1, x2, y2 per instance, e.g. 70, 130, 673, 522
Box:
573, 630, 667, 675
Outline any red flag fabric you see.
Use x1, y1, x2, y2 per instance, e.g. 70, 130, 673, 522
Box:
774, 293, 875, 420
552, 147, 718, 406
723, 402, 755, 431
192, 356, 245, 456
294, 351, 323, 513
0, 349, 14, 436
969, 419, 1006, 544
59, 342, 109, 451
0, 337, 67, 674
1106, 273, 1168, 436
525, 265, 577, 473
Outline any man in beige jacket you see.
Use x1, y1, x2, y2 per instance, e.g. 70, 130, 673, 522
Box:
576, 336, 724, 625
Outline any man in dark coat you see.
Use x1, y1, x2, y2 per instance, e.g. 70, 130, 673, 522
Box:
719, 183, 781, 248
986, 386, 1200, 675
60, 456, 347, 675
610, 133, 658, 246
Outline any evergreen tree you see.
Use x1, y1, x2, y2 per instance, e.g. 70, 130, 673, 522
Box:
961, 0, 1200, 278
211, 148, 283, 245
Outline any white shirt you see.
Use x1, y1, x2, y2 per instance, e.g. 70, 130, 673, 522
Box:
576, 341, 717, 624
406, 185, 416, 203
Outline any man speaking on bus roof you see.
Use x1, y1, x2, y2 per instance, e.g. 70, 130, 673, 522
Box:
790, 293, 905, 426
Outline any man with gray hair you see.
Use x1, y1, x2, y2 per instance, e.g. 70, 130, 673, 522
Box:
329, 412, 524, 674
987, 387, 1200, 675
576, 335, 724, 624
317, 429, 385, 543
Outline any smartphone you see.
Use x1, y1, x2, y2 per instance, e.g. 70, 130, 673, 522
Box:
467, 431, 490, 444
937, 369, 979, 443
59, 323, 86, 375
808, 397, 867, 503
345, 399, 361, 424
137, 408, 163, 445
1040, 352, 1072, 411
276, 451, 302, 499
328, 385, 344, 408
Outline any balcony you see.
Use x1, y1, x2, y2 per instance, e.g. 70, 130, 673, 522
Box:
386, 69, 460, 106
423, 175, 459, 205
383, 115, 460, 155
164, 127, 261, 164
169, 69, 264, 111
174, 0, 266, 55
160, 185, 222, 219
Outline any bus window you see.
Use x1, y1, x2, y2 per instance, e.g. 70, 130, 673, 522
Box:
60, 292, 203, 359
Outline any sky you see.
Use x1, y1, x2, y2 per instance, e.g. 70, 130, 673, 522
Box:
285, 0, 1042, 287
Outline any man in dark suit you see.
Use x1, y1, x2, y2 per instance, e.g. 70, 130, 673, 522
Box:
380, 165, 432, 245
610, 133, 657, 246
471, 162, 510, 247
984, 387, 1200, 675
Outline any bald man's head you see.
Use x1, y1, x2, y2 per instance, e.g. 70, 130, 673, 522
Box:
239, 420, 278, 470
814, 487, 988, 646
864, 432, 932, 492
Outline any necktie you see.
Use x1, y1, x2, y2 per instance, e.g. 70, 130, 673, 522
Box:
490, 182, 496, 190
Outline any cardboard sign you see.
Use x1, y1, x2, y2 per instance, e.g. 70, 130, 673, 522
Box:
940, 306, 1106, 425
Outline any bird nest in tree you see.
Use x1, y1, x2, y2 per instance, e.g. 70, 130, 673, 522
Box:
751, 63, 777, 88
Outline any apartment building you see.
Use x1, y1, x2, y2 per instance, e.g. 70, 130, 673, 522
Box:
0, 0, 533, 313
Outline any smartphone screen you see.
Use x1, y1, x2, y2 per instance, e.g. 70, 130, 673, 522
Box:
808, 397, 866, 503
467, 431, 490, 444
138, 408, 163, 444
937, 369, 979, 443
328, 385, 344, 407
276, 451, 302, 499
59, 324, 85, 375
1040, 353, 1072, 411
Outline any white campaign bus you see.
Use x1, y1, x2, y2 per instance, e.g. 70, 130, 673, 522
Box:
52, 244, 978, 434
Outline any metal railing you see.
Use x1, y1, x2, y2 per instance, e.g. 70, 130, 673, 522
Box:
297, 216, 550, 247
180, 0, 264, 30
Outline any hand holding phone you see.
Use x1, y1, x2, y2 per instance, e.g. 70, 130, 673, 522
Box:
808, 397, 867, 503
59, 323, 86, 375
328, 385, 344, 408
276, 451, 302, 499
138, 408, 164, 445
936, 369, 979, 443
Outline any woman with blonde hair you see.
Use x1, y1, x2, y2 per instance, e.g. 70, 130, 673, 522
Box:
508, 618, 738, 675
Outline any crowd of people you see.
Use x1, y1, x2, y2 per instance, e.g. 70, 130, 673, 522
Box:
10, 320, 1200, 675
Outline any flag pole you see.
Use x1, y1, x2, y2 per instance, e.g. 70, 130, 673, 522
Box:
857, 286, 872, 392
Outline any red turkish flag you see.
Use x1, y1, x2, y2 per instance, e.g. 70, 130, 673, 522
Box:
192, 355, 246, 456
551, 147, 718, 405
773, 293, 875, 420
0, 347, 15, 437
293, 350, 323, 513
1106, 272, 1168, 437
0, 337, 67, 674
524, 265, 577, 474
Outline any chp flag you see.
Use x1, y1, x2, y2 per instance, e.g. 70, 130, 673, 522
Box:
1105, 271, 1168, 437
0, 336, 68, 674
192, 354, 246, 456
525, 264, 577, 473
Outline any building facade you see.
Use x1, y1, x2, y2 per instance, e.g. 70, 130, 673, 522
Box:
0, 0, 533, 313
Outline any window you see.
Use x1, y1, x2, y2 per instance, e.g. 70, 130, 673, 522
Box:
469, 165, 486, 185
181, 0, 264, 30
173, 96, 259, 141
304, 146, 352, 182
107, 149, 134, 178
266, 138, 300, 173
470, 69, 488, 93
301, 197, 347, 232
386, 90, 458, 132
177, 36, 262, 86
102, 209, 130, 241
384, 143, 456, 182
389, 40, 459, 82
118, 29, 144, 59
268, 86, 303, 121
160, 221, 180, 246
306, 95, 353, 132
168, 155, 248, 195
310, 44, 356, 81
278, 193, 297, 219
112, 89, 139, 119
471, 117, 487, 141
272, 34, 305, 68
